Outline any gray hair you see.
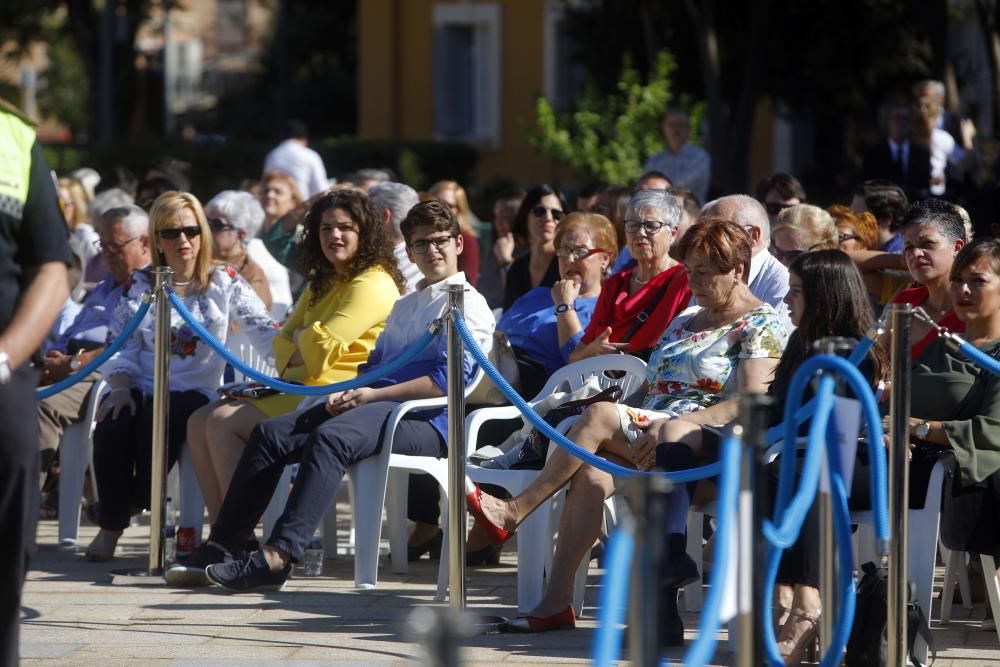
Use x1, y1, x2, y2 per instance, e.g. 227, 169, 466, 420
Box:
205, 190, 267, 239
626, 189, 682, 229
914, 79, 946, 102
702, 194, 771, 244
354, 168, 393, 184
87, 188, 134, 226
369, 182, 419, 235
101, 204, 149, 238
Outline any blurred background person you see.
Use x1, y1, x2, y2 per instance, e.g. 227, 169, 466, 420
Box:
429, 180, 480, 286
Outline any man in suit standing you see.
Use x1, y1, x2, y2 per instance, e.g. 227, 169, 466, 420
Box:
862, 104, 932, 200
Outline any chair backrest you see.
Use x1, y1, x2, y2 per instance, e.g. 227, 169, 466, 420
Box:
528, 354, 647, 405
229, 335, 277, 382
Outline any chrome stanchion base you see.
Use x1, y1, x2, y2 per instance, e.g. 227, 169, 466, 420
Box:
109, 567, 166, 586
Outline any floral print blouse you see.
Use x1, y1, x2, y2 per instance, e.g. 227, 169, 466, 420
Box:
103, 265, 279, 397
642, 304, 788, 415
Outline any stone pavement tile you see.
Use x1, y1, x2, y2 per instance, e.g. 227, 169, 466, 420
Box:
19, 642, 81, 659
286, 644, 423, 662
52, 641, 301, 661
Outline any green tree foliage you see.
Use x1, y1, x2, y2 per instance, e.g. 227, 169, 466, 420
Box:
530, 52, 699, 184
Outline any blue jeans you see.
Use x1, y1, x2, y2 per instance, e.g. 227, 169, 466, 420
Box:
209, 401, 445, 560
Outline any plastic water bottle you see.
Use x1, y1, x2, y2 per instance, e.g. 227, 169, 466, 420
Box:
302, 531, 323, 576
163, 496, 177, 566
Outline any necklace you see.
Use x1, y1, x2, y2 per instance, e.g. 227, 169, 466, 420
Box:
174, 278, 194, 287
632, 272, 650, 286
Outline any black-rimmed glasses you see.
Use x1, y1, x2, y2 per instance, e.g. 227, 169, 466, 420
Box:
623, 219, 669, 235
409, 235, 456, 254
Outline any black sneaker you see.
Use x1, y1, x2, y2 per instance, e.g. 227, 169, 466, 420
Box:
205, 550, 291, 593
165, 542, 230, 587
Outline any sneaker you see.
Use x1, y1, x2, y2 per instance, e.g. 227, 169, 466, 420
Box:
205, 550, 291, 593
165, 542, 230, 587
175, 527, 198, 559
85, 529, 122, 562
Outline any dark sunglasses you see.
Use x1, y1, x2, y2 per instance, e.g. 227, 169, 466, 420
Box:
158, 226, 202, 240
838, 232, 859, 244
208, 218, 236, 233
530, 205, 565, 221
765, 201, 795, 216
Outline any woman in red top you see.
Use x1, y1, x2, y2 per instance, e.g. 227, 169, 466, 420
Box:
890, 199, 967, 359
571, 189, 692, 362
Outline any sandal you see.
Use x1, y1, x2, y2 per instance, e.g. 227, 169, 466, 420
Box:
776, 606, 820, 666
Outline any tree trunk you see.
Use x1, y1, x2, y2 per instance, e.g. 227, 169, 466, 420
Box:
684, 0, 727, 194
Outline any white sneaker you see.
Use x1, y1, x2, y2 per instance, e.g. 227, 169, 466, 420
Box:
85, 529, 123, 562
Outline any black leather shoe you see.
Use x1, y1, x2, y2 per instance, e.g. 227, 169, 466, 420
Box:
466, 543, 500, 566
407, 529, 442, 561
661, 533, 700, 589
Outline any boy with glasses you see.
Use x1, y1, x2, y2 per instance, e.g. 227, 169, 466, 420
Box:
167, 200, 495, 590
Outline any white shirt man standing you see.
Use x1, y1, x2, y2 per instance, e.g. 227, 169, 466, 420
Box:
263, 120, 328, 199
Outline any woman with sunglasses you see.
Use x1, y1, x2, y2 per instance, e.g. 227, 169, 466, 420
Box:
86, 191, 280, 562
770, 204, 839, 267
204, 191, 273, 311
570, 189, 693, 363
502, 185, 567, 310
170, 191, 405, 566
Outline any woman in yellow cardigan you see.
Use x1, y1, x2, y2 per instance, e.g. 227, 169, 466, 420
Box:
186, 189, 404, 524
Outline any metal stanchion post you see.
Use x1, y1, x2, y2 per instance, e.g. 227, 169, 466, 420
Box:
736, 394, 772, 667
444, 285, 466, 610
111, 267, 172, 585
887, 304, 912, 666
626, 474, 670, 667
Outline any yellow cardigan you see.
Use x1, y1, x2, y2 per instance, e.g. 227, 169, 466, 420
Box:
272, 267, 400, 386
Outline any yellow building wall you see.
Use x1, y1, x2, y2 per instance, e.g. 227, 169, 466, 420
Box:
358, 0, 556, 184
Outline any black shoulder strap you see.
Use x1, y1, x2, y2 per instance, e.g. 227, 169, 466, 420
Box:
620, 269, 678, 344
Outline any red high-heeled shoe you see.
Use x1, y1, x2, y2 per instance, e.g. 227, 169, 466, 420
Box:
499, 606, 576, 633
465, 483, 513, 546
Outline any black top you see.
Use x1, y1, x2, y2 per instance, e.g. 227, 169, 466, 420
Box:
502, 254, 559, 311
0, 135, 73, 331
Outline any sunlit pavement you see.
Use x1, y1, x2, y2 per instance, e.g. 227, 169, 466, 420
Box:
20, 500, 999, 665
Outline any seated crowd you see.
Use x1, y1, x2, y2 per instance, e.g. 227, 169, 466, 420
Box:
38, 138, 1000, 666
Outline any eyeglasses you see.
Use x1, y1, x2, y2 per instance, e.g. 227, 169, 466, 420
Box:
208, 218, 236, 233
409, 235, 456, 254
623, 219, 670, 235
158, 226, 202, 240
93, 237, 138, 254
770, 242, 823, 263
765, 202, 795, 216
530, 205, 565, 221
556, 246, 607, 261
838, 233, 859, 244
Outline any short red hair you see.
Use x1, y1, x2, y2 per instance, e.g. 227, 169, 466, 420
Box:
670, 218, 753, 282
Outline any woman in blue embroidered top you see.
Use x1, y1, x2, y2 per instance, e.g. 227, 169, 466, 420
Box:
86, 191, 278, 562
495, 212, 617, 397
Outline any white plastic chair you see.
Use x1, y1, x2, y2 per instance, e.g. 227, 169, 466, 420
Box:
465, 354, 648, 613
57, 378, 107, 549
940, 550, 1000, 645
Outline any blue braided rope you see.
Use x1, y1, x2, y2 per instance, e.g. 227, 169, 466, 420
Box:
454, 312, 721, 482
167, 289, 440, 396
37, 296, 154, 400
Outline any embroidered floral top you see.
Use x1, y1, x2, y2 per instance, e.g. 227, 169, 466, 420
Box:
104, 265, 279, 397
641, 304, 788, 416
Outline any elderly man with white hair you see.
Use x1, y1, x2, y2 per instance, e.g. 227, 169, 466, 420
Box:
205, 190, 292, 319
700, 194, 792, 330
368, 182, 421, 293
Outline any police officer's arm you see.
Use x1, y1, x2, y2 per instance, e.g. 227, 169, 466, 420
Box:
0, 262, 68, 368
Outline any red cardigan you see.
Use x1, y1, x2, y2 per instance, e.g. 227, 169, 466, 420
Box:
891, 285, 965, 359
580, 264, 692, 354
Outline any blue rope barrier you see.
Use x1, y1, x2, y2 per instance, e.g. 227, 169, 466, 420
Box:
592, 516, 635, 667
453, 312, 721, 483
682, 433, 742, 667
36, 296, 154, 400
765, 332, 876, 444
951, 336, 1000, 377
167, 289, 440, 396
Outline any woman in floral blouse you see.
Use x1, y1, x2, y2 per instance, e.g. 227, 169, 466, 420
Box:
468, 219, 789, 633
86, 191, 279, 562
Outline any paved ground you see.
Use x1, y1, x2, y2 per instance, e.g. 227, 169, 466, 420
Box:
19, 507, 1000, 666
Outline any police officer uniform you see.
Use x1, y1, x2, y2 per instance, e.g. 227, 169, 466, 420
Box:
0, 98, 73, 666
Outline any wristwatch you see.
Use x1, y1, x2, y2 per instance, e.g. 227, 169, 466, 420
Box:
0, 350, 10, 385
554, 302, 575, 315
914, 420, 931, 440
69, 349, 85, 372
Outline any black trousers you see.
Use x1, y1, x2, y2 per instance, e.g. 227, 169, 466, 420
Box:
0, 367, 42, 667
92, 390, 209, 530
209, 401, 446, 560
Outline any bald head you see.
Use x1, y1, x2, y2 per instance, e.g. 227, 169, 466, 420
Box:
700, 194, 770, 252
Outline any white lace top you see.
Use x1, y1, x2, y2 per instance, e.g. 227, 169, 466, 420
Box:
103, 265, 279, 396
